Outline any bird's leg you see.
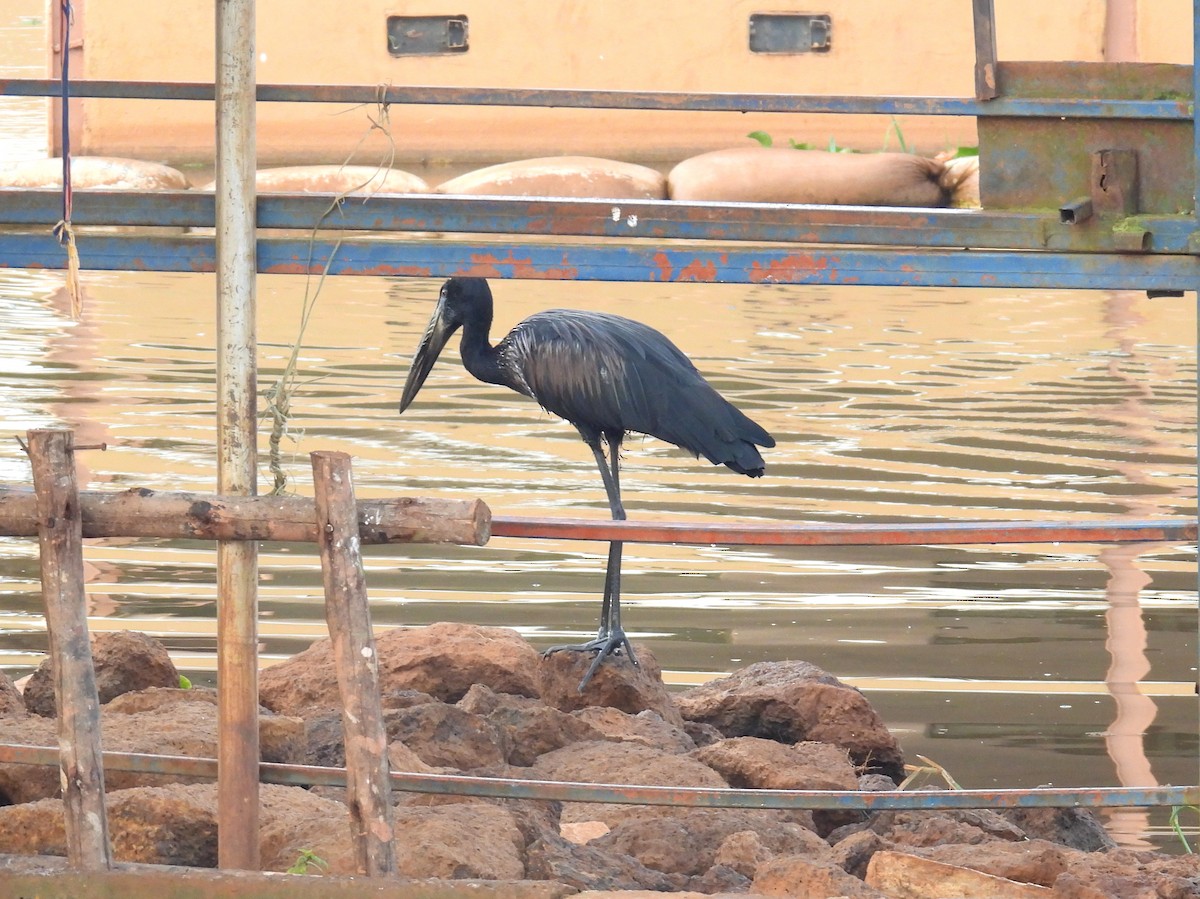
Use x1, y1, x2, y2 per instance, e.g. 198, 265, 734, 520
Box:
543, 433, 636, 690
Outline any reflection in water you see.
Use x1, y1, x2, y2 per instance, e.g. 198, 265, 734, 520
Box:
0, 269, 1195, 850
1092, 291, 1190, 848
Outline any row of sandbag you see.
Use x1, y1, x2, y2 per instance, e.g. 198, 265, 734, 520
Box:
0, 149, 980, 208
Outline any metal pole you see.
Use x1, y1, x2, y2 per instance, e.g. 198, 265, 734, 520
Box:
1193, 0, 1200, 771
215, 0, 260, 871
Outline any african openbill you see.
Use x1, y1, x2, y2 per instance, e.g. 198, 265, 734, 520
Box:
398, 277, 774, 689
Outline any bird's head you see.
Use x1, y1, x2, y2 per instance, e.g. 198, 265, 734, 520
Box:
399, 277, 493, 413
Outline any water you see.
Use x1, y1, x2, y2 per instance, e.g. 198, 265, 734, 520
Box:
0, 0, 1196, 852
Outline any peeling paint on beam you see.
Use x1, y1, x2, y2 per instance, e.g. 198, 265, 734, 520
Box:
1, 232, 1197, 291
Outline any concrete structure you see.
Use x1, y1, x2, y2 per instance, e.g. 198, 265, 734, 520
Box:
46, 1, 1197, 170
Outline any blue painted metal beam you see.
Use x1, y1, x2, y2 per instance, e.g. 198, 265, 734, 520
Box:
4, 190, 1200, 255
2, 231, 1198, 290
0, 78, 1192, 119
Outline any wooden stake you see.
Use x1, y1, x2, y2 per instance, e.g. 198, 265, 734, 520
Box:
28, 429, 112, 870
311, 451, 397, 877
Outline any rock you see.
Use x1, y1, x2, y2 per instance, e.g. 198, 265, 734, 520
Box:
712, 829, 774, 878
865, 850, 1052, 897
688, 863, 752, 893
0, 689, 304, 802
435, 156, 666, 200
530, 740, 727, 826
199, 165, 429, 195
831, 808, 1028, 850
572, 705, 697, 753
458, 683, 605, 765
262, 789, 527, 879
0, 156, 190, 190
393, 803, 526, 880
675, 661, 904, 780
668, 147, 947, 207
1002, 807, 1117, 852
561, 821, 610, 844
297, 708, 350, 768
682, 719, 725, 748
692, 737, 858, 791
381, 688, 440, 710
259, 623, 542, 714
0, 716, 59, 803
24, 630, 180, 717
916, 838, 1069, 886
538, 645, 682, 726
387, 739, 443, 774
1054, 848, 1200, 899
259, 784, 357, 873
829, 828, 887, 879
0, 783, 218, 866
0, 796, 67, 858
753, 854, 889, 898
0, 670, 25, 718
111, 784, 219, 867
595, 808, 828, 878
525, 831, 684, 892
384, 701, 508, 770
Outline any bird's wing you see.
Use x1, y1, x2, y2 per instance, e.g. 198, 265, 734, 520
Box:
504, 311, 773, 465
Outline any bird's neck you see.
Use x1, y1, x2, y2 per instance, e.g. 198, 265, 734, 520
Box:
459, 318, 504, 385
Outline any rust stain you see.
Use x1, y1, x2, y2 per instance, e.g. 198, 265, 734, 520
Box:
748, 253, 831, 284
676, 258, 718, 282
651, 251, 673, 282
463, 254, 505, 278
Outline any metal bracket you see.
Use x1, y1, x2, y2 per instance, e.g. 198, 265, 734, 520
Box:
748, 14, 831, 54
386, 16, 469, 56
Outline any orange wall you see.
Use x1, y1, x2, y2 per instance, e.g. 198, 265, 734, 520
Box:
61, 0, 1194, 167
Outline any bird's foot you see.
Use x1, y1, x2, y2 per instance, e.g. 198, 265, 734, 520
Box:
543, 631, 638, 692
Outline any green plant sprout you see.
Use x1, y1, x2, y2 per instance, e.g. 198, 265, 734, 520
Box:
287, 849, 330, 875
1169, 805, 1198, 853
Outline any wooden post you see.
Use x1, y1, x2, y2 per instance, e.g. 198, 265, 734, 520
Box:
311, 451, 397, 877
28, 429, 112, 870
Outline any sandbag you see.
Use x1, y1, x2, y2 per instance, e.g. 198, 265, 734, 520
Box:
435, 156, 666, 199
200, 165, 429, 194
0, 156, 190, 190
668, 148, 948, 207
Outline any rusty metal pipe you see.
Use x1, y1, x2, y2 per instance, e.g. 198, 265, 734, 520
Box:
0, 744, 1192, 811
490, 515, 1197, 546
214, 0, 259, 871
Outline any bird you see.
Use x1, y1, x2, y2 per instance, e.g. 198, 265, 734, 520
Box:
399, 277, 774, 689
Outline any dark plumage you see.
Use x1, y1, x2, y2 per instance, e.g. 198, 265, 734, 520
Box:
399, 277, 774, 688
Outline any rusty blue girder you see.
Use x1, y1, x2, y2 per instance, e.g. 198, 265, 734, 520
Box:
1, 229, 1196, 290
3, 190, 1200, 255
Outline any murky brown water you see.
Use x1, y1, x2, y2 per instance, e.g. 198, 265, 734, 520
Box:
1, 0, 1196, 851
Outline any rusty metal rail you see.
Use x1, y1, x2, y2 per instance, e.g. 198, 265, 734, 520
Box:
490, 515, 1198, 546
0, 77, 1192, 119
0, 743, 1193, 811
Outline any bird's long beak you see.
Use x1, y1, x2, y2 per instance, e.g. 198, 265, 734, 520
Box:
399, 295, 457, 413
